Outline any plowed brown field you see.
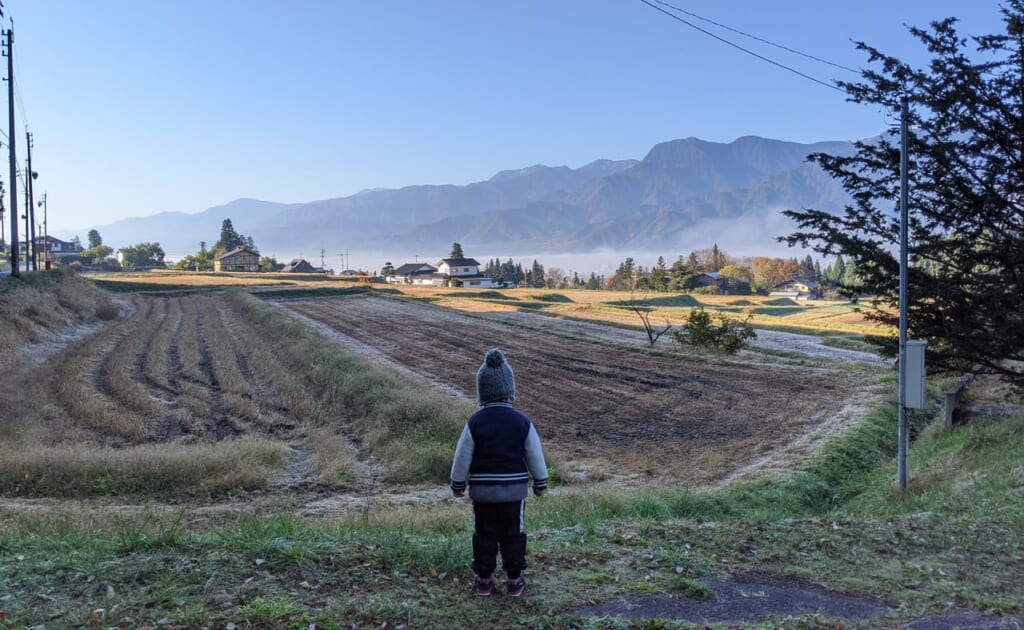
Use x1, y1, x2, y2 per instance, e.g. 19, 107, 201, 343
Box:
282, 294, 879, 485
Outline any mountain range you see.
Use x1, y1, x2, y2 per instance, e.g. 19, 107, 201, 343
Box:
65, 135, 857, 259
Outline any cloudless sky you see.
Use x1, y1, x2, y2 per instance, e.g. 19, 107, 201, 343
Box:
5, 1, 1007, 235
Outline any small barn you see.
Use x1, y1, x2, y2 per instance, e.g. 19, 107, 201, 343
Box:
281, 258, 317, 273
214, 248, 260, 272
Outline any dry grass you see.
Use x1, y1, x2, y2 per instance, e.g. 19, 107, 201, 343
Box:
0, 270, 117, 370
0, 437, 289, 497
51, 317, 147, 441
142, 296, 179, 392
97, 296, 166, 421
304, 427, 359, 486
3, 275, 467, 498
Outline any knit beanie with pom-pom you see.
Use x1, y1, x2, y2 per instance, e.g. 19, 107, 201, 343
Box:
476, 348, 516, 405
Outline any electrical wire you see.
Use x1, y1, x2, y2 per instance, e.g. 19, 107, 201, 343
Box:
650, 0, 860, 74
637, 0, 848, 94
11, 18, 29, 132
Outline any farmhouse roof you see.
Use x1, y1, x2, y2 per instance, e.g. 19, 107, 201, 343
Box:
393, 263, 437, 275
215, 247, 259, 261
774, 276, 818, 289
439, 258, 481, 267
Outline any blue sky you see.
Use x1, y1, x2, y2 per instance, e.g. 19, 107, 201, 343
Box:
7, 1, 1006, 234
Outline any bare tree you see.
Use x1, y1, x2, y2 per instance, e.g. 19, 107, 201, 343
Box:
546, 266, 567, 289
618, 291, 672, 347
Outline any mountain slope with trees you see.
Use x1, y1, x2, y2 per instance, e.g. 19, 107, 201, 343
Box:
65, 136, 855, 256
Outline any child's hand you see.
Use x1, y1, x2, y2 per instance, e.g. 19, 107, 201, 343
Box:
453, 489, 465, 498
533, 488, 545, 497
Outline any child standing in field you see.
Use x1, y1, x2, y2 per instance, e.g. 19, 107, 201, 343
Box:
451, 348, 548, 597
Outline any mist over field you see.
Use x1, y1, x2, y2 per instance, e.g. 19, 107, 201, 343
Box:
323, 208, 809, 278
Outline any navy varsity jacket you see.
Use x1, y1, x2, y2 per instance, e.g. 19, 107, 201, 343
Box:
450, 402, 548, 502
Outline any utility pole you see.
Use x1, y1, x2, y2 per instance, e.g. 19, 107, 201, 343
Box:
320, 248, 325, 270
25, 130, 35, 270
22, 164, 27, 271
0, 181, 5, 256
897, 96, 910, 491
37, 191, 46, 268
4, 25, 17, 276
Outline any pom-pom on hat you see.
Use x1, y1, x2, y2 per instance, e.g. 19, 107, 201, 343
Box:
476, 348, 516, 405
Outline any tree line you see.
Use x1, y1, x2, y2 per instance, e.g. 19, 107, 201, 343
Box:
477, 244, 859, 295
604, 245, 860, 295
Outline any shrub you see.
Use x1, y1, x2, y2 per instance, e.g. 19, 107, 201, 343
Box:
671, 307, 756, 354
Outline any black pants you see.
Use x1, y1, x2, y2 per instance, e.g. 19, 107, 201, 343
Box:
471, 500, 527, 579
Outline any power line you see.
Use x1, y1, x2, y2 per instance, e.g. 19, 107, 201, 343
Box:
637, 0, 848, 94
650, 0, 860, 75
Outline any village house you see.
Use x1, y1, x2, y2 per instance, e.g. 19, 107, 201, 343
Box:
28, 235, 83, 265
386, 257, 498, 288
435, 257, 497, 288
387, 263, 439, 285
771, 277, 821, 299
214, 247, 260, 272
694, 272, 751, 295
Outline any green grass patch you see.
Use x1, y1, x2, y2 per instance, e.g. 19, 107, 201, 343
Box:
643, 294, 702, 307
763, 297, 799, 306
455, 290, 514, 300
532, 292, 574, 303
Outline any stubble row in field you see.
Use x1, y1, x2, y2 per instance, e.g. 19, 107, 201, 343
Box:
0, 292, 368, 498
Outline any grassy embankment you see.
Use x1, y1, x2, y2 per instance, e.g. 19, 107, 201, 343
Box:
1, 384, 1021, 627
0, 272, 1021, 627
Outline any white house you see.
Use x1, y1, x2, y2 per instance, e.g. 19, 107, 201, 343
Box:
435, 257, 497, 288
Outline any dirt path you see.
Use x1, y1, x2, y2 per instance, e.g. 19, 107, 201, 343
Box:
279, 294, 882, 486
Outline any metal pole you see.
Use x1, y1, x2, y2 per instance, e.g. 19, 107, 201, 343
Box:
40, 191, 47, 267
26, 131, 35, 270
897, 96, 910, 491
5, 27, 16, 277
22, 162, 28, 272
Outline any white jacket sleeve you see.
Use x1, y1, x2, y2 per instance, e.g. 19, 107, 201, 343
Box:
525, 424, 548, 492
450, 424, 474, 492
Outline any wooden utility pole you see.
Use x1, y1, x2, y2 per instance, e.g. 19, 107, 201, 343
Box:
26, 130, 35, 270
4, 26, 17, 276
897, 96, 910, 491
